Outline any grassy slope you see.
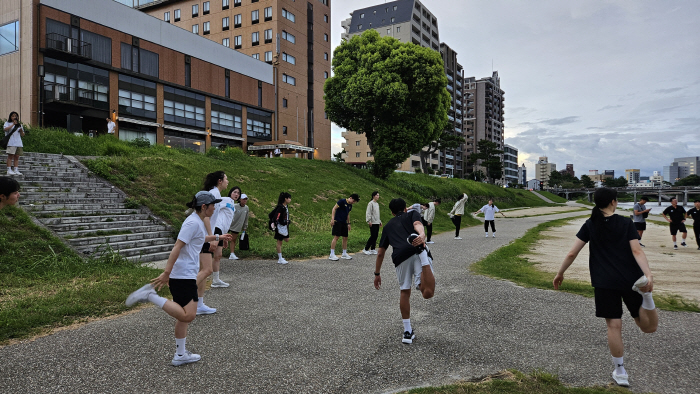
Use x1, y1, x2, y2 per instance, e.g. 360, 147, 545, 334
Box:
537, 190, 569, 203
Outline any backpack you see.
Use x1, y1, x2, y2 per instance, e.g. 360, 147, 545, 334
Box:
268, 207, 277, 231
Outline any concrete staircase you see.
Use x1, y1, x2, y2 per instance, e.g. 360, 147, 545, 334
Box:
2, 151, 175, 262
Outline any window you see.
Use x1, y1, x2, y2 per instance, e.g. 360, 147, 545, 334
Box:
203, 1, 210, 15
120, 43, 159, 78
234, 0, 241, 7
264, 29, 273, 43
222, 38, 230, 47
223, 17, 230, 30
360, 13, 365, 18
367, 152, 372, 157
355, 141, 360, 146
282, 98, 287, 107
81, 30, 112, 65
174, 9, 180, 22
282, 30, 295, 43
225, 73, 230, 98
324, 14, 328, 23
282, 74, 296, 85
234, 35, 242, 49
282, 126, 287, 135
356, 152, 360, 158
391, 17, 395, 23
192, 24, 199, 34
164, 12, 170, 23
324, 71, 328, 79
164, 86, 206, 128
251, 10, 259, 24
211, 98, 242, 135
264, 7, 272, 21
185, 58, 191, 87
393, 5, 398, 11
252, 32, 259, 46
234, 14, 242, 28
357, 24, 362, 30
203, 21, 210, 35
265, 51, 272, 63
324, 33, 328, 41
252, 53, 259, 59
118, 75, 157, 119
282, 9, 295, 22
320, 0, 328, 5
396, 26, 400, 32
282, 52, 295, 65
246, 108, 272, 140
223, 0, 229, 10
324, 52, 328, 60
192, 4, 199, 17
387, 28, 390, 34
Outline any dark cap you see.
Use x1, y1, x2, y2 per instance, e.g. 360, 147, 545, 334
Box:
195, 191, 222, 205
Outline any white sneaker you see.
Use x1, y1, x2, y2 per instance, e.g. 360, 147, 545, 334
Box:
12, 169, 21, 176
125, 284, 155, 306
362, 249, 372, 255
6, 169, 15, 176
196, 304, 217, 315
172, 350, 201, 366
277, 258, 289, 264
228, 253, 239, 260
631, 275, 648, 295
492, 234, 496, 238
426, 241, 434, 244
329, 254, 339, 261
455, 236, 462, 240
370, 249, 378, 254
341, 253, 352, 260
485, 233, 489, 238
612, 371, 629, 387
211, 279, 230, 288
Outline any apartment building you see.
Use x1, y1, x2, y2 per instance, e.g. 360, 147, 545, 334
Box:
559, 163, 574, 177
464, 71, 505, 158
1, 0, 277, 153
502, 144, 518, 186
535, 156, 556, 184
625, 169, 640, 185
518, 163, 526, 186
663, 156, 698, 184
133, 0, 332, 159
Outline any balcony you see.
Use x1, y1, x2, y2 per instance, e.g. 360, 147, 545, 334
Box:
45, 33, 92, 62
446, 84, 453, 91
446, 73, 453, 82
44, 82, 108, 110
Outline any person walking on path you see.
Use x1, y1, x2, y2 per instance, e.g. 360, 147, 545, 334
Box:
4, 111, 25, 176
125, 191, 232, 366
422, 199, 440, 244
448, 193, 469, 240
329, 193, 360, 261
227, 193, 250, 259
553, 187, 658, 387
0, 176, 20, 209
373, 198, 435, 344
685, 199, 700, 250
474, 198, 506, 238
632, 196, 651, 247
662, 197, 687, 250
211, 186, 240, 282
271, 192, 292, 264
362, 191, 382, 255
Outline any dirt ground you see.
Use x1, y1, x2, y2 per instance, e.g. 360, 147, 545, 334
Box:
500, 206, 587, 217
529, 217, 700, 303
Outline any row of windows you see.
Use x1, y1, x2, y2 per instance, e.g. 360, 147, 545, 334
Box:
359, 5, 399, 18
355, 152, 373, 158
164, 4, 327, 23
0, 21, 19, 57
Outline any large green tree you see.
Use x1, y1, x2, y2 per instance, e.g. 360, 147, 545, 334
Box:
418, 132, 464, 174
675, 174, 700, 186
467, 140, 503, 183
324, 30, 450, 179
580, 174, 595, 188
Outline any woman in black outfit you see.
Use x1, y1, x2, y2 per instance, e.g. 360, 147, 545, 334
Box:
271, 192, 292, 265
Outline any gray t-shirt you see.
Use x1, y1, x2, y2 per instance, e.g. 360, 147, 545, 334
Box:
633, 202, 646, 223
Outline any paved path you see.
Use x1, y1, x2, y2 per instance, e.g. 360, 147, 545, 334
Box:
1, 211, 698, 394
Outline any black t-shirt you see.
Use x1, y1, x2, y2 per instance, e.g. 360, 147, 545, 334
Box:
576, 214, 643, 290
334, 199, 352, 222
378, 210, 422, 267
663, 205, 686, 223
687, 207, 700, 227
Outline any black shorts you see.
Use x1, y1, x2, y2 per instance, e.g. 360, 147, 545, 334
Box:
670, 222, 687, 235
168, 278, 198, 308
214, 227, 224, 246
332, 221, 349, 237
200, 242, 213, 255
594, 287, 643, 319
228, 230, 240, 235
634, 222, 647, 231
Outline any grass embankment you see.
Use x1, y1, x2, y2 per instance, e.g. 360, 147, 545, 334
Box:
536, 190, 569, 203
471, 216, 700, 313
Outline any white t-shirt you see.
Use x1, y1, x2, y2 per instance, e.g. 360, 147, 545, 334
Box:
208, 187, 223, 231
3, 122, 23, 147
480, 204, 500, 221
170, 213, 207, 279
216, 197, 236, 231
107, 121, 116, 134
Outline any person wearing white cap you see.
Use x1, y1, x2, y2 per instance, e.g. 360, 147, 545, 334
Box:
228, 193, 250, 259
125, 191, 233, 366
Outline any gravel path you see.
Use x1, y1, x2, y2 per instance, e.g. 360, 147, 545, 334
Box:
1, 211, 698, 394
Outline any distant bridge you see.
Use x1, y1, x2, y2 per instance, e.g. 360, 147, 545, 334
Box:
546, 186, 700, 206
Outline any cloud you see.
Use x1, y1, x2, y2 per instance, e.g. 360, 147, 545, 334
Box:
598, 105, 623, 111
539, 116, 581, 126
654, 87, 684, 94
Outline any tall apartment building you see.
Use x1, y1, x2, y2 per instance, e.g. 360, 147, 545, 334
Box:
518, 163, 526, 186
558, 163, 574, 177
625, 169, 640, 185
502, 144, 518, 186
464, 71, 505, 168
133, 0, 332, 159
663, 156, 698, 184
535, 156, 556, 184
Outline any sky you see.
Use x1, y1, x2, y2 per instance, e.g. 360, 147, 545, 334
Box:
328, 0, 700, 180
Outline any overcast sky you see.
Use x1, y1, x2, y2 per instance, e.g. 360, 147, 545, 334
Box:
328, 0, 700, 180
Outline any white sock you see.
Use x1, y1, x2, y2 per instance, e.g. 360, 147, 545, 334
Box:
198, 298, 204, 307
176, 337, 187, 356
674, 241, 677, 246
212, 271, 220, 281
418, 250, 430, 267
342, 249, 347, 254
641, 292, 656, 310
6, 167, 10, 171
278, 253, 283, 259
330, 249, 335, 256
147, 292, 167, 309
612, 356, 626, 375
402, 319, 412, 333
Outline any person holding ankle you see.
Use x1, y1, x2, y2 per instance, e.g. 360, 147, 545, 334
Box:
553, 187, 658, 387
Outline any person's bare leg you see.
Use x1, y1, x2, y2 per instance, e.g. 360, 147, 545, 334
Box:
634, 308, 658, 333
276, 240, 282, 254
331, 236, 339, 250
213, 246, 222, 273
12, 155, 19, 168
5, 155, 11, 169
399, 289, 411, 319
605, 318, 624, 357
418, 265, 435, 299
197, 253, 213, 297
637, 230, 643, 239
230, 233, 239, 254
682, 232, 688, 242
342, 237, 348, 250
672, 234, 677, 242
166, 301, 197, 328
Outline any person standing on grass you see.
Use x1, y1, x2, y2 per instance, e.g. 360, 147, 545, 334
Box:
271, 192, 292, 264
4, 111, 25, 176
213, 186, 240, 268
363, 191, 382, 255
662, 197, 687, 250
685, 199, 700, 251
553, 187, 658, 388
373, 198, 435, 344
633, 196, 651, 247
227, 193, 250, 259
0, 177, 20, 209
422, 199, 440, 244
106, 117, 116, 136
448, 193, 469, 240
474, 198, 506, 238
126, 191, 232, 366
329, 193, 360, 261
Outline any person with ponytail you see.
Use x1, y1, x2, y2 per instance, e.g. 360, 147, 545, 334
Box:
553, 187, 658, 387
271, 192, 292, 264
125, 191, 232, 366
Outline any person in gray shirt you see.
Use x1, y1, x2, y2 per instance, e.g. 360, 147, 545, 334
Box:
633, 196, 651, 247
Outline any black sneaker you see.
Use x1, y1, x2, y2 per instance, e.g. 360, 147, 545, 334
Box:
402, 330, 415, 344
639, 243, 645, 247
681, 242, 687, 247
673, 245, 678, 250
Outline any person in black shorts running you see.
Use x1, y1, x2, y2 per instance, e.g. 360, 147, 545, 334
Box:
329, 193, 359, 261
685, 199, 700, 250
553, 188, 658, 387
632, 196, 651, 247
662, 197, 687, 249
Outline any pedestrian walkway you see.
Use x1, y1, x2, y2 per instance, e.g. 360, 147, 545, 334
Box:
1, 211, 698, 393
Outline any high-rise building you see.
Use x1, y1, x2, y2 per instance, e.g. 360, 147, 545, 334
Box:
134, 0, 332, 159
536, 156, 556, 184
502, 144, 518, 186
559, 163, 574, 177
464, 71, 505, 170
625, 169, 640, 185
604, 170, 615, 178
518, 163, 527, 186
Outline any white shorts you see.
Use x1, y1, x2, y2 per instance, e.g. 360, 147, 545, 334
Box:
6, 146, 22, 155
395, 253, 434, 290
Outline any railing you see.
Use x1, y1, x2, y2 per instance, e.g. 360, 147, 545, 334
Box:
45, 33, 92, 60
44, 82, 108, 109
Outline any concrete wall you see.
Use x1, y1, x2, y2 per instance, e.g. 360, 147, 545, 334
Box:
0, 0, 34, 124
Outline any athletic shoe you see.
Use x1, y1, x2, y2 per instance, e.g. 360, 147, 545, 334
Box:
196, 304, 217, 315
681, 242, 687, 247
492, 234, 496, 238
697, 247, 700, 251
172, 350, 201, 366
362, 249, 372, 255
125, 283, 155, 307
426, 241, 434, 244
329, 254, 339, 261
673, 245, 678, 250
485, 233, 489, 238
341, 253, 352, 260
277, 258, 289, 264
612, 371, 629, 387
6, 169, 15, 176
211, 279, 230, 288
12, 169, 21, 176
631, 275, 649, 296
639, 243, 645, 247
370, 249, 378, 254
454, 236, 462, 240
228, 253, 239, 260
402, 330, 416, 344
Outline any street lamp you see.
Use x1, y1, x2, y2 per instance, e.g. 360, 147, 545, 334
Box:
38, 65, 45, 127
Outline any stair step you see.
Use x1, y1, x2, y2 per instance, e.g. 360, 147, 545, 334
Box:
29, 208, 142, 217
80, 243, 174, 258
76, 237, 174, 253
125, 251, 173, 263
20, 197, 124, 205
38, 214, 150, 225
21, 186, 115, 193
21, 192, 122, 200
67, 230, 173, 246
47, 219, 156, 232
20, 181, 101, 188
58, 224, 167, 238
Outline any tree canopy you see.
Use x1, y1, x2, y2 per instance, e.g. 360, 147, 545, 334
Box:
324, 30, 450, 178
467, 140, 503, 183
675, 174, 700, 186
